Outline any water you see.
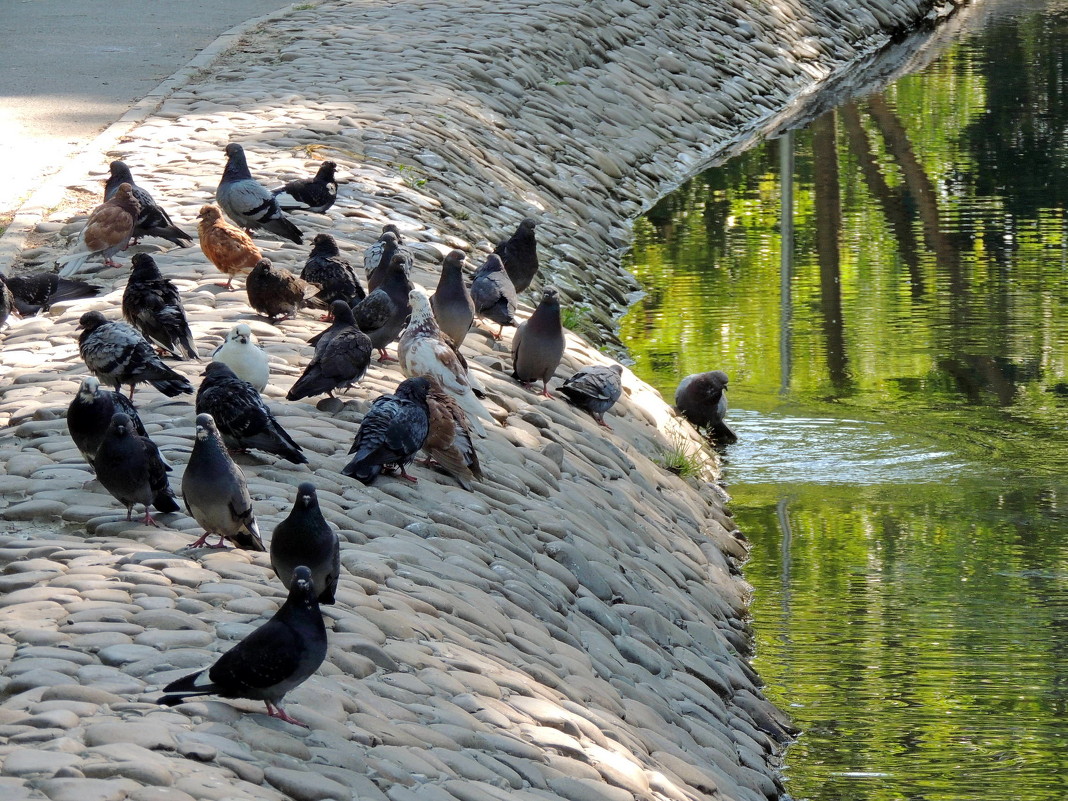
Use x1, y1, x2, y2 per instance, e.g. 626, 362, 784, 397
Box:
621, 2, 1068, 799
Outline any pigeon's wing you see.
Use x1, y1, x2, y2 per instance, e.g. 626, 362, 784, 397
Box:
207, 615, 306, 692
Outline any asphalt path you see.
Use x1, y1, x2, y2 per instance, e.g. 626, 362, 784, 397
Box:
0, 0, 293, 221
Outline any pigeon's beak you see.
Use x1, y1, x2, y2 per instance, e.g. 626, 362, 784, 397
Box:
238, 336, 248, 345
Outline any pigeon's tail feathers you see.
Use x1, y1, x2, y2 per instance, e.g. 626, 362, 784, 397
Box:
149, 372, 194, 398
286, 369, 332, 401
176, 330, 200, 362
709, 420, 739, 445
454, 392, 491, 437
264, 216, 303, 245
153, 225, 195, 248
153, 488, 181, 515
57, 252, 92, 278
234, 519, 266, 552
341, 452, 382, 485
159, 668, 216, 704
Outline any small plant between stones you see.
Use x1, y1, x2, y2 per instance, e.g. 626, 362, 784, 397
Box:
656, 431, 708, 478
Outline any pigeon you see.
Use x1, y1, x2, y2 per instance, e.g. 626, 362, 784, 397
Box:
430, 249, 475, 347
674, 370, 738, 445
512, 287, 565, 398
121, 253, 199, 360
211, 323, 270, 392
287, 301, 372, 400
270, 483, 340, 605
94, 412, 179, 525
494, 217, 539, 293
399, 285, 492, 435
422, 381, 483, 491
183, 413, 265, 551
196, 362, 307, 464
0, 280, 12, 327
216, 143, 303, 244
197, 204, 263, 289
470, 253, 517, 339
364, 225, 412, 292
77, 310, 194, 398
1, 272, 98, 316
58, 183, 141, 277
66, 376, 148, 469
559, 364, 624, 428
104, 160, 194, 247
342, 376, 431, 485
158, 565, 327, 727
300, 233, 365, 309
246, 258, 321, 322
355, 252, 411, 361
272, 161, 338, 214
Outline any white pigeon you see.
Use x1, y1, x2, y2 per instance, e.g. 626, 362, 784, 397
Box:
211, 323, 270, 392
398, 285, 493, 436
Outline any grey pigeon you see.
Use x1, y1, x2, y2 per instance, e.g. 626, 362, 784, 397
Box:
430, 249, 474, 347
1, 272, 98, 316
512, 287, 565, 398
182, 413, 265, 551
246, 258, 321, 321
300, 234, 365, 309
287, 301, 372, 400
66, 376, 148, 469
105, 160, 193, 247
94, 412, 179, 525
559, 364, 624, 428
470, 253, 517, 339
342, 376, 431, 485
216, 143, 303, 244
197, 362, 308, 464
494, 217, 539, 293
273, 161, 338, 214
674, 370, 738, 445
364, 225, 412, 291
356, 253, 411, 362
423, 382, 482, 491
211, 324, 269, 392
158, 565, 327, 727
78, 310, 194, 398
270, 483, 340, 605
122, 253, 198, 360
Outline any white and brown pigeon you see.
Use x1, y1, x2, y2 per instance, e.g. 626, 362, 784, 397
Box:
58, 183, 141, 277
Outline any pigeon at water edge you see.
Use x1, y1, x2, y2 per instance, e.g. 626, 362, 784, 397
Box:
342, 376, 432, 485
77, 310, 194, 398
121, 253, 199, 360
105, 160, 193, 247
559, 364, 624, 428
430, 249, 475, 347
94, 411, 179, 526
272, 160, 339, 214
512, 286, 566, 398
674, 370, 738, 445
216, 143, 303, 244
211, 323, 270, 392
182, 413, 265, 551
158, 565, 327, 727
270, 482, 340, 605
66, 376, 149, 470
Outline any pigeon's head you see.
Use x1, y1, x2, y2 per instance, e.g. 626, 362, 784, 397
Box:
229, 323, 253, 346
77, 310, 108, 332
108, 160, 133, 182
203, 361, 238, 380
519, 218, 538, 232
318, 161, 337, 178
114, 183, 140, 211
290, 565, 315, 597
77, 376, 101, 400
197, 205, 222, 223
223, 142, 245, 160
109, 412, 133, 437
253, 259, 273, 275
194, 413, 218, 442
382, 223, 403, 242
482, 254, 505, 273
407, 285, 431, 317
397, 376, 432, 403
130, 253, 160, 277
443, 250, 466, 271
540, 287, 560, 306
329, 299, 352, 322
295, 482, 319, 510
311, 233, 338, 254
378, 231, 399, 249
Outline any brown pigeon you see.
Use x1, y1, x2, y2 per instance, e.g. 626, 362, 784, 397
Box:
58, 183, 141, 277
197, 204, 263, 289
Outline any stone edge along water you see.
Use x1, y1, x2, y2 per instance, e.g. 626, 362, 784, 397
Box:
0, 2, 965, 801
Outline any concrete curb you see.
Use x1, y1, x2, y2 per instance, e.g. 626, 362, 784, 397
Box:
0, 3, 300, 277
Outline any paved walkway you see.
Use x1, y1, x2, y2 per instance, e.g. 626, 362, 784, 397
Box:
0, 0, 293, 221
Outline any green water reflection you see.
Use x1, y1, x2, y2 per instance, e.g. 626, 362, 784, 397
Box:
621, 2, 1068, 799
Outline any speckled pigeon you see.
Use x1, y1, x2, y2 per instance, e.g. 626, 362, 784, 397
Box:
342, 376, 431, 485
246, 258, 322, 322
300, 233, 365, 309
216, 143, 302, 244
512, 287, 565, 398
287, 301, 372, 400
121, 253, 198, 360
270, 483, 340, 605
77, 310, 194, 398
182, 413, 265, 551
158, 565, 327, 727
423, 381, 482, 491
1, 272, 98, 316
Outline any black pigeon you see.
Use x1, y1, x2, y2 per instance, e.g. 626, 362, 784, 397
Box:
182, 413, 265, 551
494, 218, 539, 293
216, 143, 303, 244
1, 272, 98, 316
470, 253, 517, 339
67, 376, 148, 469
430, 249, 475, 347
197, 362, 308, 464
559, 364, 624, 428
105, 160, 194, 247
122, 253, 198, 360
353, 253, 411, 361
246, 258, 322, 321
287, 301, 372, 400
94, 412, 179, 525
270, 483, 340, 605
674, 370, 738, 445
77, 310, 194, 398
158, 565, 327, 727
512, 287, 565, 398
342, 376, 431, 485
0, 279, 12, 328
364, 225, 412, 292
300, 234, 365, 308
273, 161, 338, 214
